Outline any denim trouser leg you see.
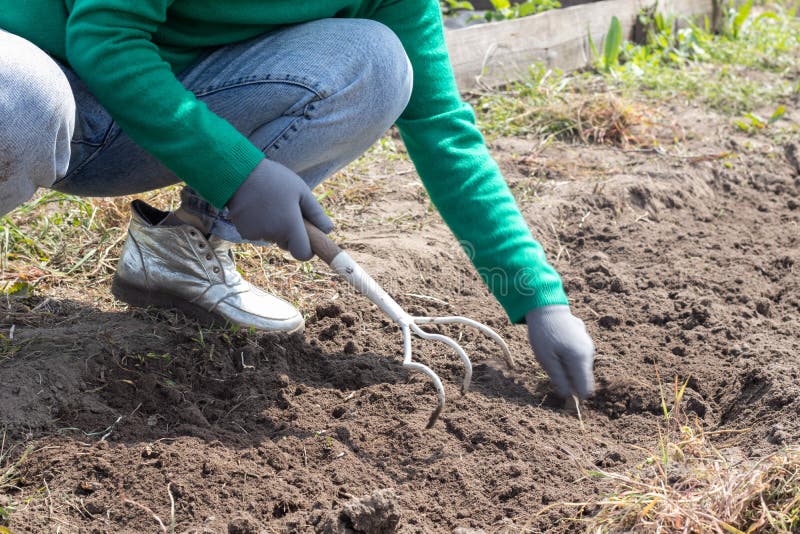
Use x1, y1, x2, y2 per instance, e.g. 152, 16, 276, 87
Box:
1, 19, 413, 242
0, 31, 75, 217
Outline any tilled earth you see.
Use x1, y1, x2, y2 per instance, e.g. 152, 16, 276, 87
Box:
1, 104, 799, 532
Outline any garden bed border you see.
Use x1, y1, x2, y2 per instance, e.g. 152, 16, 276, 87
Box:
445, 0, 717, 90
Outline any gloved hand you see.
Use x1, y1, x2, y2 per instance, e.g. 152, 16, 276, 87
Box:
526, 305, 595, 399
227, 159, 333, 260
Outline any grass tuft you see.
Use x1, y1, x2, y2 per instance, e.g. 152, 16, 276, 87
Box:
476, 68, 661, 146
555, 375, 800, 533
0, 430, 31, 529
476, 1, 800, 142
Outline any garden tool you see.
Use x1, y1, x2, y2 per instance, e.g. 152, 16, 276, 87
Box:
304, 220, 515, 428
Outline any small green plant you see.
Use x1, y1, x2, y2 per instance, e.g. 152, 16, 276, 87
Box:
314, 431, 335, 452
722, 0, 753, 40
134, 352, 172, 365
483, 0, 561, 21
734, 105, 786, 133
192, 327, 206, 348
440, 0, 475, 15
0, 335, 20, 362
1, 280, 33, 297
589, 16, 624, 72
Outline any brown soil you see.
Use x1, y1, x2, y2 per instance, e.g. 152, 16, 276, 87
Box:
1, 106, 799, 532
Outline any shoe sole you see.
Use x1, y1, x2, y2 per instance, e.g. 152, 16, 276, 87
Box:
111, 277, 304, 335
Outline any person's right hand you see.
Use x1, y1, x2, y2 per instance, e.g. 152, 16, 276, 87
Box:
227, 159, 333, 260
526, 305, 595, 399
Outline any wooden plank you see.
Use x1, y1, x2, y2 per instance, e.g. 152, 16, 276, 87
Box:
445, 0, 715, 90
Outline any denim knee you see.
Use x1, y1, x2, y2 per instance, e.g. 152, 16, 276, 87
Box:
0, 33, 75, 148
354, 19, 414, 124
0, 31, 75, 215
312, 19, 413, 133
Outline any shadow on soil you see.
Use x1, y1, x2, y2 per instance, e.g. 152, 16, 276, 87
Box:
0, 296, 550, 450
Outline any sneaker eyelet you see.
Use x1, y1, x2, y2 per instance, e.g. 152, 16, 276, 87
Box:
206, 253, 213, 260
189, 230, 197, 237
198, 243, 205, 248
213, 267, 220, 273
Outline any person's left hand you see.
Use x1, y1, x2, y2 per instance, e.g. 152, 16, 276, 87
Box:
526, 305, 595, 399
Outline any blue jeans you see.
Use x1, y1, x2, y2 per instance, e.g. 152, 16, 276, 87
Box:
0, 19, 412, 242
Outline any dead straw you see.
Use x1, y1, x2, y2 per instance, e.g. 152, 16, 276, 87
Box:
543, 376, 800, 533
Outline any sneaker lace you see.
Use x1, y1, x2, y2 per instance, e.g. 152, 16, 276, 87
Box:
208, 236, 243, 284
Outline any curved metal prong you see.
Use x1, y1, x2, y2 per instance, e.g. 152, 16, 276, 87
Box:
401, 324, 413, 365
400, 324, 445, 428
413, 315, 515, 369
409, 323, 473, 394
403, 361, 446, 429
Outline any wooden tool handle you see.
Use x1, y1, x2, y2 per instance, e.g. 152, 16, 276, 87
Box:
303, 219, 342, 266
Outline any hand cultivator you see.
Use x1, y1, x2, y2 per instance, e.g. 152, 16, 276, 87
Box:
305, 221, 515, 428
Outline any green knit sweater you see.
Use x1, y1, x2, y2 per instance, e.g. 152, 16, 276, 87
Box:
1, 0, 569, 322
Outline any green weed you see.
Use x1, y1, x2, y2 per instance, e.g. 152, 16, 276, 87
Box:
440, 0, 561, 20
734, 105, 787, 133
589, 16, 624, 72
476, 0, 799, 140
612, 1, 800, 113
482, 0, 561, 21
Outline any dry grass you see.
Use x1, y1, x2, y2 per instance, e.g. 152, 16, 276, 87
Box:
0, 154, 394, 320
587, 445, 800, 533
0, 431, 31, 531
512, 94, 660, 147
552, 376, 800, 533
478, 80, 667, 148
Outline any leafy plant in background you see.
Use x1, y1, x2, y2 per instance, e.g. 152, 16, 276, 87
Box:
477, 0, 799, 143
626, 3, 715, 67
440, 0, 560, 19
589, 15, 624, 72
483, 0, 561, 21
610, 1, 797, 123
629, 0, 796, 70
722, 0, 753, 39
440, 0, 475, 15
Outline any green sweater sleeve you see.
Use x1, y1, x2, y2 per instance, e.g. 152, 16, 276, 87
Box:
372, 0, 569, 323
65, 0, 264, 208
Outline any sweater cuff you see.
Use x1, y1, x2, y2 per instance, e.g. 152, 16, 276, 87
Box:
499, 279, 570, 324
190, 137, 265, 210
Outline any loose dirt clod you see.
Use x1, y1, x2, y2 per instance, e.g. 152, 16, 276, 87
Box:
319, 489, 401, 534
227, 514, 260, 534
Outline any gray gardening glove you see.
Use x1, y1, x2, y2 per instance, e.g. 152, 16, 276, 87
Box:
526, 305, 595, 399
227, 159, 333, 260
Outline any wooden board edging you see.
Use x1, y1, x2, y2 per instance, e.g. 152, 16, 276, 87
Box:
445, 0, 715, 90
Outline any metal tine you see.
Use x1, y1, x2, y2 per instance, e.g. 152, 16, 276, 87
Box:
405, 360, 446, 429
409, 322, 473, 394
412, 315, 515, 369
302, 221, 511, 430
400, 324, 446, 429
406, 315, 514, 427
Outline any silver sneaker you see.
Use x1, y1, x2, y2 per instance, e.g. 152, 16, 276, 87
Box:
111, 200, 304, 333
